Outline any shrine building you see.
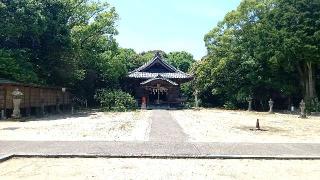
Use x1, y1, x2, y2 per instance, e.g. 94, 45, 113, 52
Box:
127, 52, 193, 108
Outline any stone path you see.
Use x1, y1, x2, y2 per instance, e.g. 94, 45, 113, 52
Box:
149, 110, 187, 142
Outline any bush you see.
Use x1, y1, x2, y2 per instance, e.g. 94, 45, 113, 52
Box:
307, 98, 320, 113
94, 89, 136, 111
223, 101, 237, 110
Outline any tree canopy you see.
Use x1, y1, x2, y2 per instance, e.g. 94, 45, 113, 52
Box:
2, 0, 318, 111
194, 0, 320, 110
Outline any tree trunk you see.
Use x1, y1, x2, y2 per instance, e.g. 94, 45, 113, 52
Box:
297, 62, 317, 101
306, 62, 316, 99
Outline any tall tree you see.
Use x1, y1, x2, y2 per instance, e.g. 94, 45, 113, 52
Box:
196, 0, 319, 109
265, 0, 320, 101
167, 51, 196, 72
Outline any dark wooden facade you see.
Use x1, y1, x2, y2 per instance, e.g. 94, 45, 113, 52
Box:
0, 78, 71, 118
128, 53, 193, 108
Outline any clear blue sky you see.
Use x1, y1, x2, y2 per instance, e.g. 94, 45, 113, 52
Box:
107, 0, 241, 59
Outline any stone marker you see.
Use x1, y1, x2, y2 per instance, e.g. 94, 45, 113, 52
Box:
56, 98, 61, 113
11, 88, 23, 119
291, 105, 295, 112
194, 90, 199, 109
256, 119, 260, 130
268, 98, 274, 114
1, 109, 5, 119
141, 96, 147, 109
299, 99, 307, 118
247, 96, 253, 111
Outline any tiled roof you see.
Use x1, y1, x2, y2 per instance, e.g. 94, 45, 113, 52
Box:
0, 78, 20, 85
128, 72, 192, 79
140, 75, 178, 86
128, 52, 193, 80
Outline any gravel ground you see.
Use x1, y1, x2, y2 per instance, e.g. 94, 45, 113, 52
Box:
171, 109, 320, 143
0, 111, 152, 141
0, 158, 319, 180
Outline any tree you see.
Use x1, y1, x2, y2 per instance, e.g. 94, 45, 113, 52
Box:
196, 0, 319, 110
167, 51, 196, 72
264, 0, 320, 101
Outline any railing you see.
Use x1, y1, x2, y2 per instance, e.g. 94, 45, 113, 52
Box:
72, 97, 88, 108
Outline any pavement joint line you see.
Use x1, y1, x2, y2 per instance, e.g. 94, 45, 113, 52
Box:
0, 154, 14, 163
0, 154, 319, 161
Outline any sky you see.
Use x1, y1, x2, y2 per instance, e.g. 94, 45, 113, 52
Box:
107, 0, 241, 59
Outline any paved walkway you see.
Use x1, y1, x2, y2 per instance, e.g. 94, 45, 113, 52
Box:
1, 141, 320, 159
149, 110, 187, 142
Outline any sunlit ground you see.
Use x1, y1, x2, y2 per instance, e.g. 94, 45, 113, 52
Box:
171, 109, 320, 143
0, 111, 152, 141
0, 158, 319, 180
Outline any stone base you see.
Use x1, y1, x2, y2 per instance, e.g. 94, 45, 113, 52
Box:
11, 114, 21, 119
299, 115, 307, 119
141, 103, 147, 109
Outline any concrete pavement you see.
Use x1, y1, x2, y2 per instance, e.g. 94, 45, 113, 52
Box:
149, 110, 187, 142
1, 141, 320, 159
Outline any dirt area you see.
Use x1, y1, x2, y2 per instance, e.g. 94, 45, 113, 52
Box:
0, 111, 152, 141
171, 109, 320, 143
0, 158, 319, 180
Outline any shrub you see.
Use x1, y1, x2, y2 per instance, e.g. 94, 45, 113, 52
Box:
94, 89, 136, 111
223, 101, 237, 110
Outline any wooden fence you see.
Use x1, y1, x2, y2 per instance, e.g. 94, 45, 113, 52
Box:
0, 80, 71, 118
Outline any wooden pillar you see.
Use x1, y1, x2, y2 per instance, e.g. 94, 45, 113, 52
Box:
26, 86, 31, 116
4, 85, 7, 119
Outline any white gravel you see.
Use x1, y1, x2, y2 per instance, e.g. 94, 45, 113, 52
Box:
0, 110, 152, 141
171, 109, 320, 143
0, 158, 319, 180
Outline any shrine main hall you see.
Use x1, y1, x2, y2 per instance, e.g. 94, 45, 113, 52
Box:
128, 52, 193, 108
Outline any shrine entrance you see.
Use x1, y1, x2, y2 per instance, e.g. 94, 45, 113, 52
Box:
145, 84, 168, 105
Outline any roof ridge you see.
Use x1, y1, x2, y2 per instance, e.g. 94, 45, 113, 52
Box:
140, 76, 178, 86
130, 53, 184, 74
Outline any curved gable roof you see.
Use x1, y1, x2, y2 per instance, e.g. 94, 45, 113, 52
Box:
140, 75, 178, 86
128, 52, 193, 80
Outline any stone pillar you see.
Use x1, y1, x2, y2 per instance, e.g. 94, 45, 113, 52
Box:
268, 98, 274, 114
40, 99, 45, 117
194, 90, 199, 109
141, 96, 147, 109
300, 99, 307, 118
56, 98, 61, 113
247, 96, 253, 111
291, 105, 295, 112
1, 109, 5, 119
11, 88, 23, 119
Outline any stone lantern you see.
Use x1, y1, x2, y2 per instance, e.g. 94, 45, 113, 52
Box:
12, 88, 23, 118
299, 99, 307, 118
268, 98, 274, 114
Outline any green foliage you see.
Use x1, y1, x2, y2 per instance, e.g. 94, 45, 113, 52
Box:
223, 101, 237, 110
0, 0, 120, 105
94, 89, 136, 111
195, 0, 319, 110
167, 51, 196, 72
0, 49, 39, 83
